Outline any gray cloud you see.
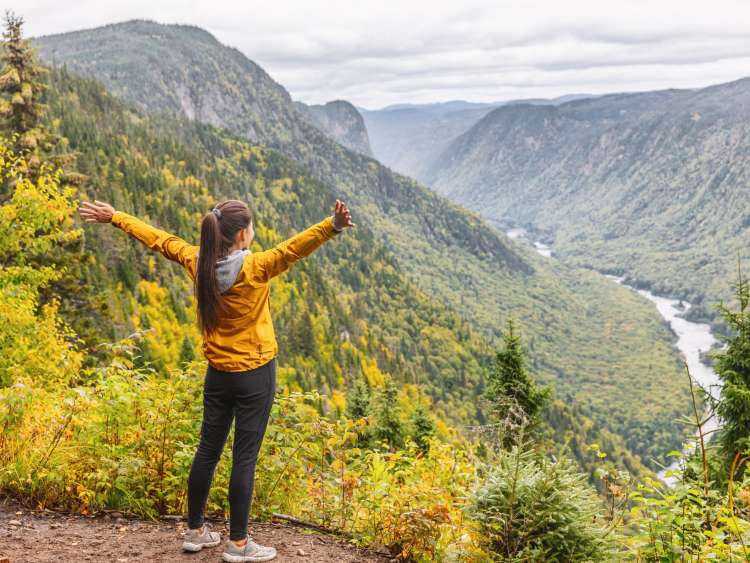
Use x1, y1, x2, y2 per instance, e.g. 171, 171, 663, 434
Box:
10, 0, 750, 108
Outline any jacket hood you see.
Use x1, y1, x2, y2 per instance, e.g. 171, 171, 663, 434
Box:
215, 249, 250, 293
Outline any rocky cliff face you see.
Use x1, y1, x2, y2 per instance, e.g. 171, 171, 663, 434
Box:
295, 100, 373, 157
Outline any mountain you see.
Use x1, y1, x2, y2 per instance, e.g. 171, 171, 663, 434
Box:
35, 20, 691, 463
42, 66, 655, 483
423, 79, 750, 321
370, 95, 593, 114
361, 105, 495, 181
374, 100, 502, 113
294, 100, 373, 156
361, 95, 595, 182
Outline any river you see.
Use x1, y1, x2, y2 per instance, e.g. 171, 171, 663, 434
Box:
506, 227, 721, 483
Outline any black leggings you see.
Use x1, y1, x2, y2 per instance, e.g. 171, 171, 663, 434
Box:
187, 358, 277, 540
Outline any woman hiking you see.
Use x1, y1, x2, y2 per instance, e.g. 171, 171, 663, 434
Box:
78, 198, 355, 562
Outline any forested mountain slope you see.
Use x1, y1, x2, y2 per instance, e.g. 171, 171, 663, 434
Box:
36, 20, 690, 463
424, 79, 750, 321
45, 69, 489, 424
42, 69, 653, 479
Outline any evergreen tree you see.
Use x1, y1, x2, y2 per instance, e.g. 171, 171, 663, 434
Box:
486, 319, 550, 428
0, 12, 76, 188
178, 334, 196, 365
410, 401, 435, 454
471, 447, 612, 561
0, 12, 45, 148
346, 376, 371, 420
372, 377, 405, 450
715, 265, 750, 466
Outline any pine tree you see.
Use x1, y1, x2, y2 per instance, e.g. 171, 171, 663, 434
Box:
179, 334, 196, 365
372, 377, 405, 450
346, 376, 371, 420
715, 263, 750, 466
410, 401, 435, 454
486, 319, 550, 428
0, 12, 75, 188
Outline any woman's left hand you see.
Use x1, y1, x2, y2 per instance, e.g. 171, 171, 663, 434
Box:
79, 200, 116, 223
333, 199, 355, 231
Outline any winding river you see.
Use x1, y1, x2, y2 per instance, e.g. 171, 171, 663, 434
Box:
506, 227, 722, 483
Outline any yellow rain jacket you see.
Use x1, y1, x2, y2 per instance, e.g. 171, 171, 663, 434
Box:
111, 211, 341, 371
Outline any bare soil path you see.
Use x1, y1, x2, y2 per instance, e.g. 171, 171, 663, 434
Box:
0, 497, 392, 563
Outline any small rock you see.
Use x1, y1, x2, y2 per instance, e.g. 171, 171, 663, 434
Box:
292, 541, 301, 546
50, 522, 61, 529
297, 548, 308, 556
8, 519, 22, 526
111, 512, 123, 518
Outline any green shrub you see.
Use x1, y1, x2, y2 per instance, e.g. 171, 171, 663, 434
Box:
470, 447, 612, 562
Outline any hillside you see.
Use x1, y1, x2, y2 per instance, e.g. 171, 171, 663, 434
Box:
423, 79, 750, 321
295, 100, 373, 156
44, 68, 492, 425
35, 20, 691, 463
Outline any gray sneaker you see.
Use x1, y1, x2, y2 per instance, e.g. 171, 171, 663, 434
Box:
222, 535, 278, 562
182, 522, 222, 552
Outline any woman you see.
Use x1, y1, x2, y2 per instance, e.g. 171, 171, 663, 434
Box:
78, 198, 354, 562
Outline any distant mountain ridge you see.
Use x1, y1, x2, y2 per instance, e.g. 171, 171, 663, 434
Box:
374, 100, 503, 113
294, 100, 373, 156
360, 94, 595, 181
368, 94, 594, 114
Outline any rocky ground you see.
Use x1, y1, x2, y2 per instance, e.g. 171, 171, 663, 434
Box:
0, 497, 392, 563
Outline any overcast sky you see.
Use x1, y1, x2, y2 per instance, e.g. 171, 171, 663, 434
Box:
11, 0, 750, 109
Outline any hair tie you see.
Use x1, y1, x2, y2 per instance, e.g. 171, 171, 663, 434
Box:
211, 207, 222, 219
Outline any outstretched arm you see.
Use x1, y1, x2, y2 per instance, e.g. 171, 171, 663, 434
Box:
254, 199, 354, 282
78, 200, 196, 269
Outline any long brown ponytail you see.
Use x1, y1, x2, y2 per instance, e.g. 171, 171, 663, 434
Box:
196, 200, 252, 333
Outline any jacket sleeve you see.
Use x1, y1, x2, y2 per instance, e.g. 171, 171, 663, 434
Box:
111, 211, 197, 270
253, 215, 341, 282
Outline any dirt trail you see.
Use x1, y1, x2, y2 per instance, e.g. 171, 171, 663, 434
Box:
0, 497, 392, 563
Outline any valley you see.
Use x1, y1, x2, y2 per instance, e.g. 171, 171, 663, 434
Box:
32, 20, 697, 465
3, 8, 750, 559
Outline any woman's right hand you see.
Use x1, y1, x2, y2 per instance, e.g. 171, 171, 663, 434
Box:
79, 200, 116, 223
